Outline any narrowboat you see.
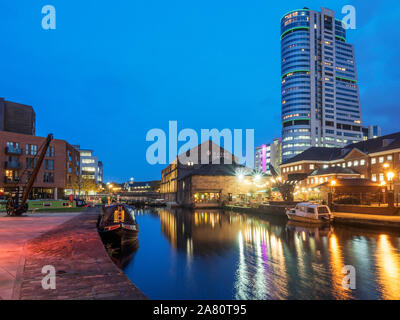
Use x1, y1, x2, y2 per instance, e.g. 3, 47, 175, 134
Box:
98, 203, 139, 245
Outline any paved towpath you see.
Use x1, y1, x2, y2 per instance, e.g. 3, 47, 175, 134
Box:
1, 208, 147, 300
18, 207, 147, 300
0, 211, 81, 300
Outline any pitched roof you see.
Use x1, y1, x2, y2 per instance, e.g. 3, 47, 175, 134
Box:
344, 131, 400, 154
309, 166, 359, 176
282, 147, 343, 165
282, 131, 400, 165
178, 163, 248, 179
318, 178, 381, 188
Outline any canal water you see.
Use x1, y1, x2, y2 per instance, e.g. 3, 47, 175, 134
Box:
122, 208, 400, 300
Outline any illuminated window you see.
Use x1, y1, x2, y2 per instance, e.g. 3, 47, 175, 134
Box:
372, 174, 377, 182
379, 157, 384, 163
371, 158, 376, 164
82, 159, 95, 164
309, 164, 315, 170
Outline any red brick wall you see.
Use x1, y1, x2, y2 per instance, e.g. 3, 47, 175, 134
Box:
0, 131, 79, 190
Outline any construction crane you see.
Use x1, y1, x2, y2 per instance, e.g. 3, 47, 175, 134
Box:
6, 133, 54, 216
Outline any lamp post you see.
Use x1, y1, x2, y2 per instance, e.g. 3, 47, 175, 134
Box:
387, 171, 395, 208
328, 180, 336, 209
383, 163, 395, 208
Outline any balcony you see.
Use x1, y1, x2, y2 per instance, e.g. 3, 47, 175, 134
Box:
5, 161, 22, 169
4, 177, 20, 184
5, 146, 22, 155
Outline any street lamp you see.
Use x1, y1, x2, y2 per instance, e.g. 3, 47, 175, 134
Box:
381, 162, 395, 207
387, 171, 395, 192
328, 180, 336, 208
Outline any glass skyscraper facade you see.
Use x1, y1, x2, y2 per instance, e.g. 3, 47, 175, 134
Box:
281, 7, 363, 162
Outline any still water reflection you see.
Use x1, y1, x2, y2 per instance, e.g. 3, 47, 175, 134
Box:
122, 208, 400, 300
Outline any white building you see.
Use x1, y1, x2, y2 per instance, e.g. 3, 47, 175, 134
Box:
73, 145, 103, 184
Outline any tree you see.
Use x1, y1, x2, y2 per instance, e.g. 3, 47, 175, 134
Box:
71, 176, 100, 198
274, 182, 295, 202
270, 165, 295, 202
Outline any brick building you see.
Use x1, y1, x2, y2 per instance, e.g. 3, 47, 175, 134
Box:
177, 163, 263, 208
281, 132, 400, 197
160, 140, 238, 202
0, 131, 80, 199
0, 98, 35, 135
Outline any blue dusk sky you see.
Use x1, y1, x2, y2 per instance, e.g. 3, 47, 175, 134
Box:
0, 0, 399, 182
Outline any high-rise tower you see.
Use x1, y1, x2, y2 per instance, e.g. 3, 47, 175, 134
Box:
281, 7, 363, 162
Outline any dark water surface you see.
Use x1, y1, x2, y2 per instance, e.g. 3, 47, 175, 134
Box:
122, 208, 400, 300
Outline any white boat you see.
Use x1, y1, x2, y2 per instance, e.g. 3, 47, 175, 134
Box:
286, 202, 333, 224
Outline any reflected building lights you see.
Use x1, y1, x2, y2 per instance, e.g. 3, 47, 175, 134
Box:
329, 234, 351, 299
235, 231, 249, 299
376, 234, 400, 299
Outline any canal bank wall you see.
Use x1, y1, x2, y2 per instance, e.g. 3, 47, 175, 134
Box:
224, 204, 400, 230
223, 204, 288, 220
16, 208, 147, 300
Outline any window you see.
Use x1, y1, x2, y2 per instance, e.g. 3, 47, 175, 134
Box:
387, 155, 393, 161
379, 157, 384, 163
372, 174, 377, 182
347, 161, 352, 167
46, 147, 55, 157
379, 173, 384, 181
26, 158, 37, 169
298, 165, 302, 170
81, 159, 95, 164
25, 172, 32, 183
31, 145, 37, 156
44, 160, 54, 170
309, 164, 315, 170
360, 159, 365, 165
82, 167, 95, 172
43, 172, 54, 183
371, 158, 376, 164
354, 160, 359, 166
323, 165, 329, 168
26, 144, 38, 156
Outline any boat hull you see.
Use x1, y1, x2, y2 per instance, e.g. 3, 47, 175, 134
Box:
286, 213, 332, 225
99, 225, 139, 246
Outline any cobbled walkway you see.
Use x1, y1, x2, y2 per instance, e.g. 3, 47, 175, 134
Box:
0, 212, 81, 300
18, 208, 147, 300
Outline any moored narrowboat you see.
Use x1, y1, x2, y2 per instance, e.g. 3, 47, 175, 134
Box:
98, 203, 139, 245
